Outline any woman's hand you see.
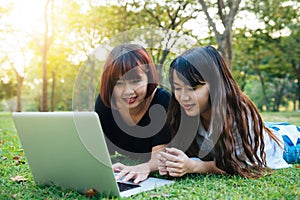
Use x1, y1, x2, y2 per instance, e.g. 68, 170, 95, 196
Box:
113, 162, 151, 184
113, 145, 166, 184
158, 147, 227, 177
157, 150, 169, 176
158, 147, 195, 177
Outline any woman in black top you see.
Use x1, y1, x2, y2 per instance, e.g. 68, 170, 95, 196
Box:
94, 43, 171, 183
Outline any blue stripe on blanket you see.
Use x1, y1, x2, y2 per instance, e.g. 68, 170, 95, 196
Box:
264, 122, 300, 132
264, 122, 300, 164
265, 122, 300, 146
264, 122, 290, 128
282, 135, 294, 146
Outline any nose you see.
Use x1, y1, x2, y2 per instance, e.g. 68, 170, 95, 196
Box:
123, 83, 134, 95
180, 90, 190, 102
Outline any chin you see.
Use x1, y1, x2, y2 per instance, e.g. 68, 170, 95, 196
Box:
129, 102, 141, 109
184, 110, 198, 117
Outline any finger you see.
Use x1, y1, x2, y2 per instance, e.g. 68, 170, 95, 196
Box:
158, 166, 167, 172
166, 166, 179, 173
156, 153, 162, 161
115, 168, 129, 180
157, 161, 164, 167
166, 166, 186, 177
157, 153, 167, 164
159, 171, 168, 176
157, 158, 168, 175
168, 171, 184, 177
122, 172, 136, 183
158, 162, 167, 169
112, 163, 125, 172
157, 161, 165, 168
165, 147, 183, 156
158, 167, 168, 176
112, 162, 124, 168
165, 160, 182, 168
133, 173, 147, 184
157, 152, 165, 160
160, 151, 178, 162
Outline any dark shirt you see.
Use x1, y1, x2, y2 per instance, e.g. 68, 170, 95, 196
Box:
95, 88, 171, 162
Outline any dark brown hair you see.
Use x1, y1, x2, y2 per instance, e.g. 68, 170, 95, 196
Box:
167, 46, 280, 178
100, 43, 158, 108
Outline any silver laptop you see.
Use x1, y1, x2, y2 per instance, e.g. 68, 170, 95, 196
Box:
12, 112, 174, 197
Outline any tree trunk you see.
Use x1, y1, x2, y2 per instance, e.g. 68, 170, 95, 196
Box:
16, 74, 23, 112
88, 57, 95, 111
295, 64, 300, 111
11, 66, 24, 112
275, 83, 285, 112
42, 52, 48, 111
298, 79, 300, 110
157, 49, 170, 85
143, 1, 197, 85
198, 0, 241, 69
289, 59, 300, 110
41, 0, 54, 111
253, 62, 269, 111
218, 30, 232, 69
51, 71, 56, 111
293, 99, 296, 111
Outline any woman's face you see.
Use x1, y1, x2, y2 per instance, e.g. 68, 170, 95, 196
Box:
113, 68, 148, 110
173, 70, 211, 117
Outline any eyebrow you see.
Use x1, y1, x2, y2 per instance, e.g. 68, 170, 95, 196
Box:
174, 81, 196, 89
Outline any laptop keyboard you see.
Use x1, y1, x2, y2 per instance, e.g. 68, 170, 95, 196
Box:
117, 182, 141, 192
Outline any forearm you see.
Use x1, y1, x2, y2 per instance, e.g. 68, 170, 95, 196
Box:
129, 155, 160, 176
145, 157, 158, 172
189, 159, 225, 174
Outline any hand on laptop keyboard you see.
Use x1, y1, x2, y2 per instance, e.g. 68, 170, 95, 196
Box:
113, 162, 150, 184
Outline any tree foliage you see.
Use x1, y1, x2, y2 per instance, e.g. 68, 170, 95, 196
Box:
0, 0, 299, 111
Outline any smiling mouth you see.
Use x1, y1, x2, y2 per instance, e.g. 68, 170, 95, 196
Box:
124, 97, 137, 104
182, 104, 194, 110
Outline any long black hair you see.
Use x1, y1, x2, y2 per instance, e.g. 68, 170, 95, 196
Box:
167, 46, 279, 178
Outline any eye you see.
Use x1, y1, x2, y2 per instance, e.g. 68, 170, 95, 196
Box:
174, 87, 182, 91
130, 79, 142, 84
193, 83, 205, 90
188, 87, 194, 91
115, 80, 124, 86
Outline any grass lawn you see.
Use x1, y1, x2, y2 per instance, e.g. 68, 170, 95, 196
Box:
261, 111, 300, 126
0, 112, 299, 199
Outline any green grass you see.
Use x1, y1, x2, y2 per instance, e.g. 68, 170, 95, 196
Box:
1, 112, 299, 199
261, 111, 300, 126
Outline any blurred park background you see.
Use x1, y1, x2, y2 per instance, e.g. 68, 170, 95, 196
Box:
0, 0, 299, 113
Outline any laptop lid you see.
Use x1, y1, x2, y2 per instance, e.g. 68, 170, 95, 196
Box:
12, 112, 174, 197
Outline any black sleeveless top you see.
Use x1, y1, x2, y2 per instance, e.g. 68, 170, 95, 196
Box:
94, 88, 171, 162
